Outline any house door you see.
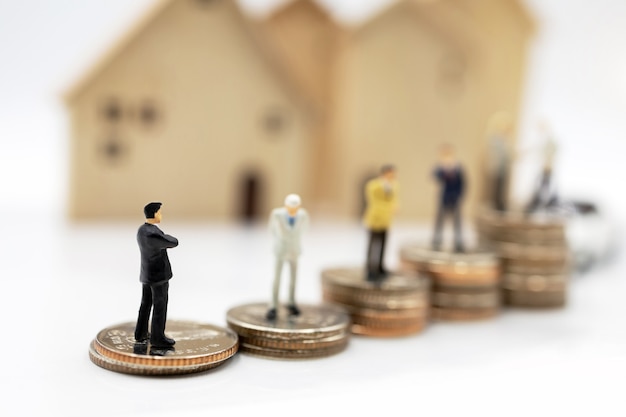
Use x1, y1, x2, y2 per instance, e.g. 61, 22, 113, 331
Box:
239, 172, 262, 222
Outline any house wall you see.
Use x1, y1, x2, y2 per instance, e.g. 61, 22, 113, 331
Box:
261, 0, 341, 207
68, 0, 312, 219
331, 2, 486, 221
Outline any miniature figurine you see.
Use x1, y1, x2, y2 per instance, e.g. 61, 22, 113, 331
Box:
134, 202, 179, 347
485, 112, 513, 212
266, 194, 309, 320
432, 144, 465, 252
363, 165, 398, 281
526, 121, 558, 213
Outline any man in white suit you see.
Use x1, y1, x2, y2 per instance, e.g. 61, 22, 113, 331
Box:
266, 194, 309, 320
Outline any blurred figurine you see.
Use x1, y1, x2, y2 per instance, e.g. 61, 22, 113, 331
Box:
134, 202, 179, 347
485, 112, 513, 211
266, 194, 309, 320
432, 144, 465, 252
526, 121, 558, 213
363, 165, 398, 282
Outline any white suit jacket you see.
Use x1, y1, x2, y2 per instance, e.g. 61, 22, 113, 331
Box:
269, 207, 309, 260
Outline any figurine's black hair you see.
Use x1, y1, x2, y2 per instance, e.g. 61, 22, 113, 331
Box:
381, 164, 396, 174
144, 202, 162, 219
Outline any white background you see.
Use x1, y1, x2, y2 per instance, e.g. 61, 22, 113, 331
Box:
1, 0, 625, 415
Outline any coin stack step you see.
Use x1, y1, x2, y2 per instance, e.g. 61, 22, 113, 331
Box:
476, 208, 570, 308
89, 320, 239, 376
400, 246, 501, 321
321, 268, 429, 337
226, 303, 351, 359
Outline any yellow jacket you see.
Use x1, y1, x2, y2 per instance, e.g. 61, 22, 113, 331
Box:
363, 177, 398, 230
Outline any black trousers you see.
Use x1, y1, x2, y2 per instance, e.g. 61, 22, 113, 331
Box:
526, 169, 553, 213
366, 229, 387, 278
135, 281, 169, 343
493, 170, 508, 211
432, 203, 463, 251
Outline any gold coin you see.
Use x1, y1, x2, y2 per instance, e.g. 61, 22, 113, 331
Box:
90, 320, 238, 374
350, 315, 428, 329
322, 289, 428, 310
431, 307, 499, 321
89, 342, 228, 376
503, 289, 566, 308
238, 332, 349, 351
432, 291, 500, 308
351, 322, 426, 337
503, 273, 568, 292
505, 262, 571, 275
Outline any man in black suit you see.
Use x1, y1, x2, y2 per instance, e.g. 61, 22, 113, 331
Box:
432, 144, 465, 253
134, 202, 179, 347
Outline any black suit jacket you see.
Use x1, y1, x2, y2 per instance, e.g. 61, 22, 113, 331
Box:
137, 223, 179, 285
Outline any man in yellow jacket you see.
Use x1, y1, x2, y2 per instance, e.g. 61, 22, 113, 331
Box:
363, 165, 398, 281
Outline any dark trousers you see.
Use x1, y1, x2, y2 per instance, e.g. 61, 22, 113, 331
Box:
526, 169, 553, 214
366, 229, 387, 278
493, 170, 507, 211
432, 203, 463, 251
135, 281, 169, 343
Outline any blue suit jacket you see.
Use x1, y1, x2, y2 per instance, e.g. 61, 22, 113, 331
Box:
434, 165, 465, 207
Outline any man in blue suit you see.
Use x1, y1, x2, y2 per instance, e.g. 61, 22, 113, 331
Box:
432, 144, 465, 252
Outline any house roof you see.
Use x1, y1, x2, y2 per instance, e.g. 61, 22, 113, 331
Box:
64, 0, 533, 103
265, 0, 334, 22
63, 0, 313, 112
352, 0, 487, 58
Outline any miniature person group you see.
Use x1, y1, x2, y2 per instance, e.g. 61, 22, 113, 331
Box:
132, 116, 560, 348
134, 153, 466, 345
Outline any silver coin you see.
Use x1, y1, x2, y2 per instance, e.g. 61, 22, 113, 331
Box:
400, 244, 499, 266
226, 303, 351, 341
90, 320, 239, 374
477, 207, 566, 230
321, 267, 429, 293
239, 340, 349, 360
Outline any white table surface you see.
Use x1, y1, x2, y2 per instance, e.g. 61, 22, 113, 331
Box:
3, 215, 625, 416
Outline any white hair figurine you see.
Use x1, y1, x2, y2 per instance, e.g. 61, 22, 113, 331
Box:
284, 193, 301, 208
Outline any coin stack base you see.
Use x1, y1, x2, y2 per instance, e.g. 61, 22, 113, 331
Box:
400, 246, 501, 322
477, 208, 570, 308
321, 268, 429, 337
88, 320, 239, 376
226, 303, 350, 360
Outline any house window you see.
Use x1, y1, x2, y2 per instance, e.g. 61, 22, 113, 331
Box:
99, 136, 127, 164
139, 101, 159, 126
102, 99, 122, 122
262, 107, 289, 135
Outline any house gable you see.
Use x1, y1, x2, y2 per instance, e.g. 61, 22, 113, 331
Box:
67, 0, 313, 218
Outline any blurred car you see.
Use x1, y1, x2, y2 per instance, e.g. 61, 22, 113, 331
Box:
550, 200, 617, 272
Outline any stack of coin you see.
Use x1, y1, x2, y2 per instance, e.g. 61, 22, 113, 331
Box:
226, 303, 350, 359
400, 246, 501, 321
476, 209, 570, 308
89, 320, 239, 376
321, 268, 429, 337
